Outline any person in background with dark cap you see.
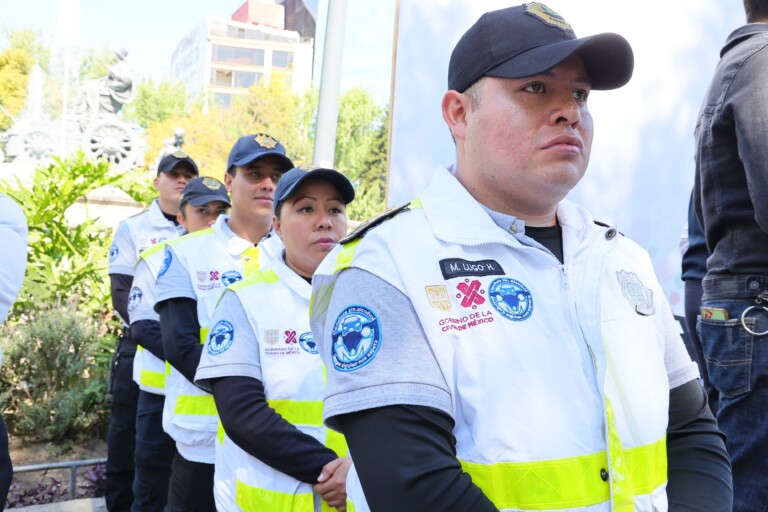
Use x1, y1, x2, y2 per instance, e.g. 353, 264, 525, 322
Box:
693, 0, 768, 509
155, 134, 293, 512
106, 150, 198, 511
310, 3, 732, 511
194, 167, 355, 511
128, 176, 230, 512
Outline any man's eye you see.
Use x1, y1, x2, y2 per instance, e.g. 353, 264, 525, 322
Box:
525, 83, 545, 93
573, 89, 589, 101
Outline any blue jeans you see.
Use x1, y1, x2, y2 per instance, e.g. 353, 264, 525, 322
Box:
698, 275, 768, 512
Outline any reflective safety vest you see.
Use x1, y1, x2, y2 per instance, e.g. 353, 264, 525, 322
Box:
162, 217, 279, 464
131, 242, 171, 395
312, 167, 672, 512
211, 259, 352, 512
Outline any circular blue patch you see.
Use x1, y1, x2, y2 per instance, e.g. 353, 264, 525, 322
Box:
331, 305, 382, 372
208, 320, 235, 355
158, 247, 172, 277
109, 244, 119, 262
488, 278, 534, 321
298, 331, 318, 354
221, 270, 243, 287
127, 286, 143, 313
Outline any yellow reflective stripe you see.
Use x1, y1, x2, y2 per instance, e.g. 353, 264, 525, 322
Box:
217, 420, 225, 444
334, 239, 360, 273
140, 241, 166, 259
174, 394, 217, 417
625, 437, 667, 495
410, 197, 424, 209
137, 345, 144, 352
461, 451, 610, 510
165, 360, 171, 376
200, 327, 209, 344
140, 369, 166, 389
242, 246, 261, 278
460, 437, 667, 510
236, 480, 313, 511
346, 499, 355, 512
268, 400, 323, 426
604, 397, 635, 511
325, 429, 348, 458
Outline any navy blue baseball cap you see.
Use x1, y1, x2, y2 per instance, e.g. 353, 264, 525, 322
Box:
448, 2, 634, 93
226, 133, 294, 173
179, 177, 231, 210
274, 167, 355, 214
157, 150, 199, 176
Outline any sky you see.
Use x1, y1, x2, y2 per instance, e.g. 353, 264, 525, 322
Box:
0, 0, 250, 81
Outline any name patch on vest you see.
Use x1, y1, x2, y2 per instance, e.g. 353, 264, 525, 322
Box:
439, 258, 505, 280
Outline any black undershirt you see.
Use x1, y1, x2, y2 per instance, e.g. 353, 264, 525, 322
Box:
525, 224, 564, 263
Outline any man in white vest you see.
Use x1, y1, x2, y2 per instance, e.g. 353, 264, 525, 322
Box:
106, 151, 198, 511
155, 134, 293, 512
128, 176, 230, 512
310, 3, 733, 511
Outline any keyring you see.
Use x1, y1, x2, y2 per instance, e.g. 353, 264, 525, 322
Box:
740, 305, 768, 336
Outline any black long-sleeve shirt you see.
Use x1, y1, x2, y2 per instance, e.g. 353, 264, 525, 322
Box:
157, 297, 203, 384
211, 376, 338, 484
337, 380, 732, 511
131, 319, 165, 362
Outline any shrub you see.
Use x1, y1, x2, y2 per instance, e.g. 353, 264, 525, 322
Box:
0, 300, 112, 445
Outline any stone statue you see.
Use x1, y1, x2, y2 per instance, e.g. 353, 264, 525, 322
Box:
73, 48, 134, 118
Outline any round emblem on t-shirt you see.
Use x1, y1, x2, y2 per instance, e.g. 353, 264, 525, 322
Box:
208, 320, 235, 355
158, 247, 172, 277
298, 331, 318, 354
330, 305, 382, 372
488, 277, 534, 321
127, 286, 143, 313
221, 270, 243, 287
109, 244, 119, 263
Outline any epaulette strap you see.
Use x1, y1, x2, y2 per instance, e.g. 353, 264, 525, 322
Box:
340, 202, 412, 245
594, 220, 624, 237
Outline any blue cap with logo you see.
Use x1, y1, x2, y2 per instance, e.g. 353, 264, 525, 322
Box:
274, 167, 355, 214
179, 177, 231, 210
226, 133, 294, 173
157, 150, 199, 176
448, 2, 633, 93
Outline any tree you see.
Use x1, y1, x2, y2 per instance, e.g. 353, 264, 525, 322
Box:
0, 47, 33, 131
5, 28, 49, 72
346, 116, 388, 221
334, 88, 383, 183
123, 79, 189, 128
231, 72, 317, 164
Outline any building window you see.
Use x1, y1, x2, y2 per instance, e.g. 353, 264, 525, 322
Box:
213, 92, 233, 108
212, 69, 233, 87
212, 45, 265, 66
272, 51, 293, 68
234, 71, 261, 88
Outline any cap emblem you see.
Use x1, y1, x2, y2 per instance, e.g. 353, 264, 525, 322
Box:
254, 133, 278, 149
525, 2, 571, 31
172, 150, 188, 158
202, 177, 222, 190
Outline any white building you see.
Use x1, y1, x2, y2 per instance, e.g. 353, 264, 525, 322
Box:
170, 2, 314, 109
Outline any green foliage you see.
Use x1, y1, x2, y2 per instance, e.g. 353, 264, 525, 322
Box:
5, 28, 49, 72
123, 79, 189, 128
116, 166, 156, 207
0, 152, 122, 320
0, 301, 112, 445
346, 118, 389, 221
232, 72, 318, 164
334, 88, 384, 182
79, 47, 114, 80
0, 47, 33, 131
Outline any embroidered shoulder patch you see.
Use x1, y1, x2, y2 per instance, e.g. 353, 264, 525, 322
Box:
616, 270, 655, 316
331, 305, 382, 371
208, 320, 235, 355
340, 202, 412, 244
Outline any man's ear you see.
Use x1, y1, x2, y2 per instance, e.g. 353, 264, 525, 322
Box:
272, 215, 282, 239
442, 90, 470, 141
224, 171, 233, 193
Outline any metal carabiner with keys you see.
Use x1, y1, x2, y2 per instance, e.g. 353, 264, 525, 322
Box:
741, 293, 768, 336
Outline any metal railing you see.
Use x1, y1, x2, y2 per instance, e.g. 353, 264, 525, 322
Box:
13, 458, 106, 501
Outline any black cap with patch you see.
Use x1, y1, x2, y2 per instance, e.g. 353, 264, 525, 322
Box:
157, 150, 199, 176
179, 177, 231, 210
448, 2, 634, 93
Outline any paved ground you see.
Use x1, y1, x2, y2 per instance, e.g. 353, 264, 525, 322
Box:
11, 498, 106, 511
